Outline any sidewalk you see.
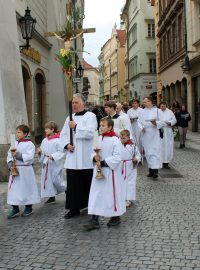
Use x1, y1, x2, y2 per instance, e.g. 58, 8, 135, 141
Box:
0, 133, 200, 270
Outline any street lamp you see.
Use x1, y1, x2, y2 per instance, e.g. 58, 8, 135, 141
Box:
19, 7, 36, 51
181, 55, 191, 74
76, 62, 84, 78
109, 59, 111, 99
181, 0, 191, 74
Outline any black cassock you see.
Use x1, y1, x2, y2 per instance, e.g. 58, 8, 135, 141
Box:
65, 169, 93, 210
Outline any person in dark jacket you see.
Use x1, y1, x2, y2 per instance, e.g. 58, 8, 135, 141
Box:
175, 105, 191, 148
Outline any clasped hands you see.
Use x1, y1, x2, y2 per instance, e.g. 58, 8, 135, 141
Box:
36, 147, 53, 160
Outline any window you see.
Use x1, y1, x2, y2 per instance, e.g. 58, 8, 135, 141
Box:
178, 14, 183, 50
129, 56, 138, 79
128, 24, 137, 48
198, 3, 200, 39
172, 21, 177, 53
149, 59, 156, 73
148, 23, 155, 38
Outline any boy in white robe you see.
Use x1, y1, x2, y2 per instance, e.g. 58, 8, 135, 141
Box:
84, 118, 126, 231
37, 121, 66, 204
120, 130, 141, 208
7, 125, 40, 218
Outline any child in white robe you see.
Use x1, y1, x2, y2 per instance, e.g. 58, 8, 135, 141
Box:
7, 125, 40, 218
120, 129, 141, 208
84, 117, 126, 230
37, 121, 66, 204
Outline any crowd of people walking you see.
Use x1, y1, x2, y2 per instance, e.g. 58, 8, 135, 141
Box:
6, 94, 191, 231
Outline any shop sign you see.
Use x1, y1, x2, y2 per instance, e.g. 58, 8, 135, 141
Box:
21, 47, 41, 64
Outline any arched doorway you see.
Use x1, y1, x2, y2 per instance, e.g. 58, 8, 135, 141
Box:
150, 91, 157, 105
34, 70, 46, 144
21, 62, 32, 128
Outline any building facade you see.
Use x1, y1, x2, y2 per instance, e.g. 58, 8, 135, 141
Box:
98, 52, 104, 105
151, 0, 200, 131
151, 0, 187, 108
0, 0, 84, 180
83, 60, 100, 105
122, 0, 157, 103
99, 25, 126, 103
186, 0, 200, 131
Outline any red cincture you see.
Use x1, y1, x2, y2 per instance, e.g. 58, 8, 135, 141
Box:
44, 161, 49, 189
122, 159, 133, 181
112, 170, 117, 212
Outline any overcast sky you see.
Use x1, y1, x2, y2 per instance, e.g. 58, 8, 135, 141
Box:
83, 0, 125, 67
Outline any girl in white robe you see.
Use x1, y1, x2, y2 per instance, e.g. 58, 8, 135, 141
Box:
37, 121, 66, 204
7, 125, 40, 218
120, 130, 141, 207
84, 117, 126, 230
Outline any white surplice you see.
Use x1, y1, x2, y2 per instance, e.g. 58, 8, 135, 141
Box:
39, 136, 66, 198
7, 141, 40, 206
88, 135, 126, 217
112, 112, 132, 137
138, 107, 163, 169
159, 108, 177, 163
121, 142, 141, 201
127, 107, 144, 150
60, 111, 97, 169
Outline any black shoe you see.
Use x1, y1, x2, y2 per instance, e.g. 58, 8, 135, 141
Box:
45, 197, 56, 204
163, 163, 170, 169
83, 219, 100, 231
183, 144, 185, 148
180, 144, 184, 149
64, 210, 80, 219
107, 216, 121, 227
147, 168, 153, 177
152, 169, 158, 179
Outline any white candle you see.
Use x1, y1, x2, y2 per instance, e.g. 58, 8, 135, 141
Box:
10, 134, 16, 149
93, 130, 99, 149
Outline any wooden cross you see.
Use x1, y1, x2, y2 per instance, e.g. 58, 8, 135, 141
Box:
44, 24, 95, 145
44, 28, 95, 39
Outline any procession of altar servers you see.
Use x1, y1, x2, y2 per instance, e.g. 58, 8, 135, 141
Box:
6, 131, 140, 218
6, 105, 176, 222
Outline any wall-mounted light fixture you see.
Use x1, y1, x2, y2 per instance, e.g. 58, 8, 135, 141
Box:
19, 7, 36, 51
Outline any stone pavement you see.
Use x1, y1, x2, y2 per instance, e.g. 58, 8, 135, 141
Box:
0, 131, 200, 270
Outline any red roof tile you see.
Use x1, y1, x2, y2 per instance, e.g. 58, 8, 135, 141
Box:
116, 30, 126, 47
83, 59, 94, 69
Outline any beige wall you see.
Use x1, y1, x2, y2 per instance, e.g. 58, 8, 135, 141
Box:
84, 68, 100, 105
101, 27, 126, 102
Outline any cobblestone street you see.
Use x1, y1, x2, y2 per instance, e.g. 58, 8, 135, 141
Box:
0, 132, 200, 270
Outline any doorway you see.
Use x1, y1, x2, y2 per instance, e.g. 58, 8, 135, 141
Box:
34, 72, 46, 144
194, 76, 200, 132
22, 64, 32, 129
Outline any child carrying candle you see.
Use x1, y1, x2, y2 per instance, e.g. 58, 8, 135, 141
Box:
7, 125, 40, 218
84, 117, 126, 230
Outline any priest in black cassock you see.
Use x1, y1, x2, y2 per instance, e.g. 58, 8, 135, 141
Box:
60, 94, 97, 219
